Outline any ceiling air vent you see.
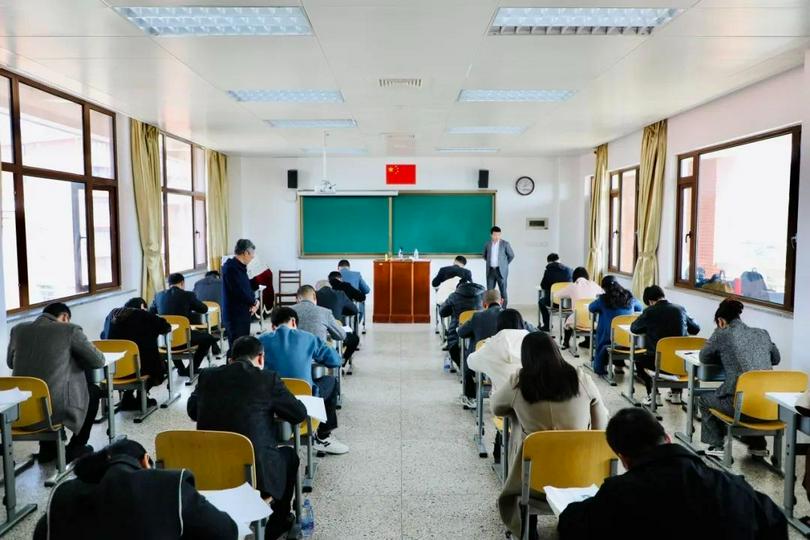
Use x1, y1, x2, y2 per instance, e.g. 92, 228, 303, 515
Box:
379, 78, 422, 89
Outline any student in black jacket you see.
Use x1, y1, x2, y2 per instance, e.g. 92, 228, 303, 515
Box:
187, 336, 307, 539
630, 285, 700, 405
34, 439, 237, 540
328, 271, 366, 302
101, 297, 172, 409
315, 280, 360, 362
439, 280, 485, 408
150, 273, 220, 375
538, 253, 573, 332
558, 408, 787, 540
432, 255, 473, 288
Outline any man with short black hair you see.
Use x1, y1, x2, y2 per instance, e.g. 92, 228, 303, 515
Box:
338, 260, 370, 332
483, 226, 515, 306
538, 253, 573, 332
557, 408, 787, 539
328, 271, 365, 303
187, 335, 306, 539
8, 302, 105, 463
432, 255, 473, 288
221, 239, 260, 350
193, 270, 223, 307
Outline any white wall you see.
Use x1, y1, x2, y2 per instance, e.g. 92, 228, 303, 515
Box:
230, 156, 567, 307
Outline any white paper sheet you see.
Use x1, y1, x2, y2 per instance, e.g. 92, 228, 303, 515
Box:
200, 482, 271, 539
296, 395, 328, 422
0, 388, 31, 407
543, 485, 598, 516
343, 326, 353, 333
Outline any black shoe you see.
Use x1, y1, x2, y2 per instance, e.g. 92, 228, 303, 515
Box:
36, 442, 57, 463
118, 391, 139, 411
66, 444, 93, 463
578, 339, 591, 348
265, 512, 295, 540
176, 366, 190, 377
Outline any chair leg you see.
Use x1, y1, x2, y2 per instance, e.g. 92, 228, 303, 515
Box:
521, 504, 530, 540
134, 381, 158, 424
44, 433, 70, 487
723, 425, 734, 467
772, 430, 784, 471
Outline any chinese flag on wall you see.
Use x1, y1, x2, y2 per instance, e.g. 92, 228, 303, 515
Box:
386, 163, 416, 184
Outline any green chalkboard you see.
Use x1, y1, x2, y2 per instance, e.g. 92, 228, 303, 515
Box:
392, 193, 494, 254
300, 196, 389, 256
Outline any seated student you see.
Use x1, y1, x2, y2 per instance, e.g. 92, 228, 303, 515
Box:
439, 279, 485, 408
699, 298, 780, 459
314, 280, 361, 362
293, 285, 358, 362
558, 408, 787, 540
493, 332, 608, 539
101, 297, 172, 409
338, 259, 370, 327
558, 267, 603, 350
588, 276, 643, 376
260, 307, 348, 455
456, 289, 502, 405
34, 439, 237, 540
187, 336, 306, 539
328, 271, 366, 303
7, 302, 104, 463
630, 285, 700, 406
192, 270, 223, 307
538, 253, 573, 332
432, 255, 473, 288
150, 272, 219, 376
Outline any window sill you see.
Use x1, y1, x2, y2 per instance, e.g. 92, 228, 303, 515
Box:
665, 284, 793, 320
7, 287, 137, 323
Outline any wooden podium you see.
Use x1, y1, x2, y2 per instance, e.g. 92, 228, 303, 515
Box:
373, 259, 431, 323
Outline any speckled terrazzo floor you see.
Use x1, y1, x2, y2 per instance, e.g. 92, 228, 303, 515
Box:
0, 310, 807, 539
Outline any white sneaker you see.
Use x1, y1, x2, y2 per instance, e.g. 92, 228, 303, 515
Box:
705, 446, 725, 459
665, 391, 683, 405
314, 435, 349, 455
642, 394, 662, 406
460, 396, 477, 410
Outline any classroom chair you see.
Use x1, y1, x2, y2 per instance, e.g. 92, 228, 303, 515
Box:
607, 314, 645, 386
434, 276, 461, 341
493, 415, 511, 485
570, 298, 596, 360
646, 336, 707, 416
549, 281, 572, 341
282, 378, 320, 492
708, 370, 808, 469
92, 339, 157, 423
473, 341, 490, 458
520, 430, 617, 540
191, 301, 224, 364
276, 270, 302, 307
458, 309, 479, 387
0, 376, 69, 487
158, 315, 199, 386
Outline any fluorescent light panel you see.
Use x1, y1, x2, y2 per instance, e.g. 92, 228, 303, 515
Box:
491, 7, 681, 35
228, 90, 344, 103
458, 89, 574, 103
447, 126, 526, 135
301, 147, 367, 155
267, 119, 357, 129
114, 6, 313, 36
436, 147, 500, 153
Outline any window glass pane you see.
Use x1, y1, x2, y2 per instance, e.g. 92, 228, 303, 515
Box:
193, 146, 206, 192
90, 110, 114, 178
24, 177, 88, 304
610, 173, 619, 190
165, 137, 192, 190
679, 187, 692, 282
19, 84, 83, 174
2, 172, 19, 309
619, 170, 636, 273
93, 191, 113, 284
0, 76, 12, 163
610, 195, 619, 269
194, 198, 206, 267
680, 157, 693, 178
695, 133, 792, 304
167, 193, 193, 273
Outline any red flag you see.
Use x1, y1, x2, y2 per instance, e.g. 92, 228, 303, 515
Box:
386, 163, 416, 184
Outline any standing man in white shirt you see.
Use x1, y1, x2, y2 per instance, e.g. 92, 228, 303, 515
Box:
483, 226, 515, 307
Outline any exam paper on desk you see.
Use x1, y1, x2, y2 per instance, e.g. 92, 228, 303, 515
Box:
544, 485, 598, 516
296, 395, 328, 422
200, 482, 271, 539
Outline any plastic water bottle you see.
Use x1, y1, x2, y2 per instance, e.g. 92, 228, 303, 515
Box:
301, 499, 315, 538
413, 248, 419, 260
398, 247, 403, 259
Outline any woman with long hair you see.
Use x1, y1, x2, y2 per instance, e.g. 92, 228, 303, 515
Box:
588, 275, 643, 376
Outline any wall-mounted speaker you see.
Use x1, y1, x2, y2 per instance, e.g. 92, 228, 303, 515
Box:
478, 169, 489, 189
287, 169, 298, 189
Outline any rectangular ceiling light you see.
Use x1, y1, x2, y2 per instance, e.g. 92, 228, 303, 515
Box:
447, 126, 526, 135
267, 119, 357, 129
436, 147, 500, 153
301, 147, 368, 155
227, 90, 344, 103
458, 89, 575, 103
114, 6, 313, 36
490, 7, 682, 35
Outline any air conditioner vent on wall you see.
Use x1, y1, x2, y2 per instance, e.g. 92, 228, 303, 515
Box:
527, 218, 548, 230
379, 78, 422, 89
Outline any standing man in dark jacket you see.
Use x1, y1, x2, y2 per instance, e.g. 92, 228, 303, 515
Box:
630, 285, 700, 405
432, 256, 473, 288
188, 336, 307, 539
558, 408, 787, 540
439, 280, 485, 408
483, 226, 515, 306
538, 253, 573, 332
221, 239, 259, 352
150, 273, 218, 376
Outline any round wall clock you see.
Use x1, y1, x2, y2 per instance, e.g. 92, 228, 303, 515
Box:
515, 176, 535, 196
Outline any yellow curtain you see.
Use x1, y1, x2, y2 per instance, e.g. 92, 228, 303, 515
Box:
207, 150, 229, 272
586, 144, 608, 282
631, 119, 668, 298
130, 119, 165, 302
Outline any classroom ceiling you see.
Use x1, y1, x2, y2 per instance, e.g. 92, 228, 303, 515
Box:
0, 0, 807, 157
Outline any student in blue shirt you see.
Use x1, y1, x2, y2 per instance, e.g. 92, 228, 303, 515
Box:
338, 259, 370, 331
589, 276, 643, 376
259, 307, 348, 455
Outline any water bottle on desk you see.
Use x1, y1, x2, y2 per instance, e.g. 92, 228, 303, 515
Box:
413, 248, 419, 260
302, 499, 315, 538
398, 246, 403, 259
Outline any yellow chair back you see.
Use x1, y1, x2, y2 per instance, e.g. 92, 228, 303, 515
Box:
282, 378, 321, 435
656, 337, 706, 377
155, 430, 256, 490
611, 315, 639, 349
459, 310, 477, 326
203, 301, 221, 328
573, 298, 595, 331
522, 430, 615, 493
161, 315, 191, 348
550, 282, 571, 306
92, 339, 140, 379
0, 376, 53, 431
735, 370, 808, 421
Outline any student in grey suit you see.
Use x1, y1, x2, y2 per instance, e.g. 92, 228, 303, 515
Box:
483, 226, 515, 306
292, 285, 346, 343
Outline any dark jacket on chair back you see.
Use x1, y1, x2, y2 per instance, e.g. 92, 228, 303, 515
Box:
558, 444, 787, 540
629, 300, 700, 359
101, 307, 172, 384
432, 265, 473, 288
316, 286, 358, 320
187, 358, 307, 500
439, 282, 485, 349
